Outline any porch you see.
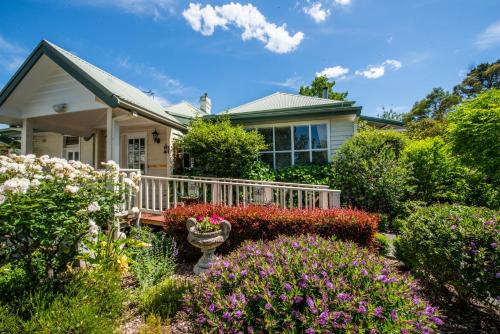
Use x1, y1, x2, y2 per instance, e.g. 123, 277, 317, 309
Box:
120, 170, 341, 225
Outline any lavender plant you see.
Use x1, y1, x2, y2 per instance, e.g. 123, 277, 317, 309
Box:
184, 235, 442, 333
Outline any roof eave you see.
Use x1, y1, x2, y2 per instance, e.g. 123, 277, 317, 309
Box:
117, 99, 186, 131
360, 115, 404, 126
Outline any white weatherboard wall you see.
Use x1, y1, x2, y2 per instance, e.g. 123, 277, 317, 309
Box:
3, 55, 106, 119
33, 132, 63, 157
242, 114, 356, 161
329, 115, 356, 155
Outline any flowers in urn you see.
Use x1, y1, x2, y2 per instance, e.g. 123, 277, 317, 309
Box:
194, 214, 225, 233
187, 214, 231, 274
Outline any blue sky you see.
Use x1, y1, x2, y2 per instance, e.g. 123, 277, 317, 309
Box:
1, 0, 499, 120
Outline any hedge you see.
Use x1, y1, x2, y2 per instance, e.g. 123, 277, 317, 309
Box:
163, 204, 378, 262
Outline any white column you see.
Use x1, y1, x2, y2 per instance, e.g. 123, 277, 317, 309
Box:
112, 119, 120, 164
105, 108, 116, 162
106, 108, 121, 165
21, 118, 34, 155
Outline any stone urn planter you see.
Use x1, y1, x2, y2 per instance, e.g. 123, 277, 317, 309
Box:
186, 217, 231, 274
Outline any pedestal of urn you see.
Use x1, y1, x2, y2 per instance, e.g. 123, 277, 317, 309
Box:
186, 217, 231, 274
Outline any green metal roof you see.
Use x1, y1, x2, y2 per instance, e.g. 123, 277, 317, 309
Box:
0, 40, 185, 130
360, 115, 404, 127
225, 92, 354, 114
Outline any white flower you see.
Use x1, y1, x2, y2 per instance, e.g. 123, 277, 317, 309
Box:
30, 179, 41, 188
0, 194, 5, 205
87, 201, 101, 212
131, 206, 140, 214
65, 185, 79, 194
2, 177, 30, 194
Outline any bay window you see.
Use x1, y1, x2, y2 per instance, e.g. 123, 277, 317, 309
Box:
256, 123, 328, 169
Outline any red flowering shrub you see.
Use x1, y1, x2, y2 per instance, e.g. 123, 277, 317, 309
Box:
163, 204, 378, 262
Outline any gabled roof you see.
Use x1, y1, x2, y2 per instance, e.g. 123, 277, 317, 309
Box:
165, 101, 207, 126
0, 40, 185, 130
226, 92, 348, 114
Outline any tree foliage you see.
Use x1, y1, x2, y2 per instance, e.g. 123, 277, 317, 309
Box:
453, 60, 500, 98
299, 75, 348, 101
446, 89, 500, 181
179, 116, 267, 178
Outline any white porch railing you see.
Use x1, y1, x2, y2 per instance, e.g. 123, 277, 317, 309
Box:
120, 170, 341, 215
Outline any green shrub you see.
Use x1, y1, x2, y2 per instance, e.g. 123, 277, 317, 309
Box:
332, 130, 411, 218
179, 116, 267, 177
128, 228, 177, 287
242, 160, 276, 181
395, 204, 499, 304
402, 137, 467, 204
276, 163, 331, 185
0, 155, 138, 284
138, 315, 166, 334
446, 89, 500, 181
139, 277, 191, 319
0, 269, 125, 333
185, 235, 442, 333
375, 233, 390, 257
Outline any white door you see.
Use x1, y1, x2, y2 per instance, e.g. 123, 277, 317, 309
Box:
126, 134, 146, 174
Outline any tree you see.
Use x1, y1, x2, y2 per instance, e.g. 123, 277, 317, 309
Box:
446, 89, 500, 182
453, 60, 500, 98
377, 106, 403, 121
299, 75, 348, 101
179, 116, 267, 178
403, 87, 461, 139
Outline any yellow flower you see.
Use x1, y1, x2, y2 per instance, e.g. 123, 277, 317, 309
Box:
117, 254, 129, 272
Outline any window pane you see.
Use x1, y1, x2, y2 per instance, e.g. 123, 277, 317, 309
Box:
311, 124, 328, 149
275, 152, 292, 169
294, 151, 310, 165
312, 150, 328, 164
294, 125, 309, 150
257, 128, 273, 151
259, 152, 274, 168
64, 136, 79, 146
275, 127, 291, 151
74, 152, 79, 161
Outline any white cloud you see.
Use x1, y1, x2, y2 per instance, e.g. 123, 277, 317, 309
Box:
75, 0, 176, 19
355, 59, 402, 79
384, 59, 402, 70
475, 21, 500, 50
386, 36, 393, 44
264, 76, 304, 89
182, 3, 304, 54
317, 65, 349, 79
0, 35, 26, 73
303, 2, 330, 23
334, 0, 352, 5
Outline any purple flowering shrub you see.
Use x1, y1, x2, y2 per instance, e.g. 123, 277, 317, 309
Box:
184, 235, 442, 333
395, 204, 499, 304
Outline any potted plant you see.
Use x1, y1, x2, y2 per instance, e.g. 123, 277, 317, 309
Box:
186, 214, 231, 274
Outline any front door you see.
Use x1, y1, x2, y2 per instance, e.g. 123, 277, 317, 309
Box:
65, 147, 80, 161
126, 134, 146, 174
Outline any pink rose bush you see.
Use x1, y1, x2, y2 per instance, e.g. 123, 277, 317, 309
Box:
0, 154, 139, 283
184, 235, 443, 333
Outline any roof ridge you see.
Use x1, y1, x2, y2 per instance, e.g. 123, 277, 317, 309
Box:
276, 91, 341, 103
226, 92, 282, 112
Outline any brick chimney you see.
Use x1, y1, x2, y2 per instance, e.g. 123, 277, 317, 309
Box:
199, 93, 211, 114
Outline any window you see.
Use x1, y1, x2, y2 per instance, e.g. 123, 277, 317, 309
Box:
257, 123, 328, 169
64, 136, 80, 161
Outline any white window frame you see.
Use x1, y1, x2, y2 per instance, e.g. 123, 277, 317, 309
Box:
63, 135, 80, 161
125, 132, 147, 174
256, 121, 330, 169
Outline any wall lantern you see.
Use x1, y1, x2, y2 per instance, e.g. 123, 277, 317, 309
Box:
163, 144, 170, 154
152, 129, 160, 143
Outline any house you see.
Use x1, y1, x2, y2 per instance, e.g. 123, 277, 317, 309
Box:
0, 40, 402, 175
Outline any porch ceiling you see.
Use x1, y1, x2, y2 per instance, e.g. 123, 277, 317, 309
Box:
31, 109, 107, 138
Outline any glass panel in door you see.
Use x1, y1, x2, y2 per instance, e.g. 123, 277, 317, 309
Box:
127, 137, 146, 174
